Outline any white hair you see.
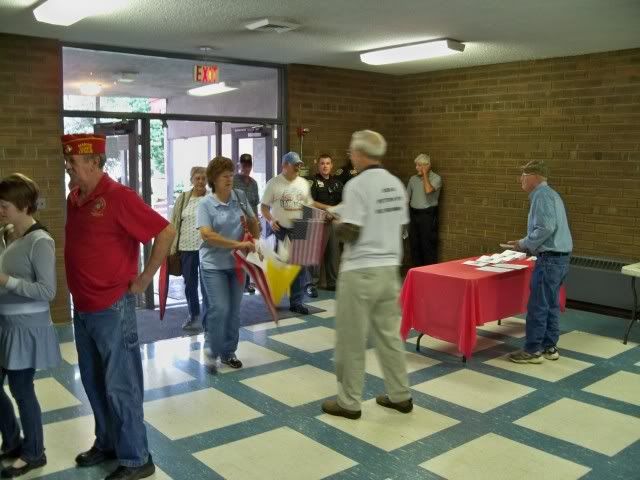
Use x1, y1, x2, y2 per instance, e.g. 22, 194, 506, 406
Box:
414, 153, 431, 166
349, 130, 386, 159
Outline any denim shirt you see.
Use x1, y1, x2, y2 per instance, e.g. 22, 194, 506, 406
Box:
519, 182, 573, 254
196, 190, 254, 270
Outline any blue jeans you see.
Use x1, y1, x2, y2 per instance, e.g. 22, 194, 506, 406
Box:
74, 293, 149, 468
0, 368, 43, 462
525, 255, 570, 353
200, 269, 243, 359
180, 251, 201, 317
274, 227, 306, 307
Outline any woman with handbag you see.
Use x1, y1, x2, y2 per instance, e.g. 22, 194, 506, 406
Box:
169, 166, 207, 331
196, 157, 259, 374
0, 173, 61, 478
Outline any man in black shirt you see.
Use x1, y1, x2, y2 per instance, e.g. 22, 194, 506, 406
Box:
334, 156, 358, 185
308, 154, 343, 295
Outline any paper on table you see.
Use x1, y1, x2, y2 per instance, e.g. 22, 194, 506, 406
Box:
463, 260, 490, 267
492, 263, 528, 270
478, 266, 513, 273
502, 250, 526, 258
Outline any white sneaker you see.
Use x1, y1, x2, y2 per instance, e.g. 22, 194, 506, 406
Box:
543, 346, 560, 360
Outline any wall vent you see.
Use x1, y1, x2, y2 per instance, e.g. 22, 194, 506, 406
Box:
245, 18, 300, 34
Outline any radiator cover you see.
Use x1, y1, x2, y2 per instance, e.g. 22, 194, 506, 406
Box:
565, 256, 635, 310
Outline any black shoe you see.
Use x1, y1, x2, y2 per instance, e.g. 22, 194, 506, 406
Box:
206, 363, 218, 375
375, 395, 413, 413
305, 285, 318, 298
289, 304, 309, 315
245, 284, 256, 294
75, 446, 117, 467
321, 399, 361, 420
0, 443, 22, 461
1, 455, 47, 478
221, 356, 243, 369
105, 456, 155, 480
181, 318, 200, 332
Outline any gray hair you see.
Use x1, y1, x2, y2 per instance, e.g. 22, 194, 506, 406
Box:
414, 153, 431, 166
350, 130, 386, 159
190, 166, 206, 179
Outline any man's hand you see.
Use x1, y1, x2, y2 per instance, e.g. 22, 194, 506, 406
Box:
0, 272, 9, 287
506, 240, 522, 251
270, 219, 281, 232
421, 164, 431, 175
129, 272, 153, 294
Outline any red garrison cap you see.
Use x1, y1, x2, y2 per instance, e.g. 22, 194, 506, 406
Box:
61, 134, 106, 155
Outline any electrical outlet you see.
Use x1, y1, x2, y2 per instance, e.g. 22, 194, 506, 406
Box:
37, 198, 46, 209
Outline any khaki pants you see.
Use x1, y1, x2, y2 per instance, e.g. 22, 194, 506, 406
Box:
335, 266, 411, 410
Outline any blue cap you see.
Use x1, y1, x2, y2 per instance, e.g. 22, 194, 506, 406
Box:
282, 151, 303, 165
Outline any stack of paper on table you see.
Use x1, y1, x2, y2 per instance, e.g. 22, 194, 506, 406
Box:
463, 250, 528, 273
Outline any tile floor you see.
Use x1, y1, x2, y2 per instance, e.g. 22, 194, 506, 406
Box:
2, 292, 639, 479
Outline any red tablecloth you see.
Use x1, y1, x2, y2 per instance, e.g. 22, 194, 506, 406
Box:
400, 257, 566, 359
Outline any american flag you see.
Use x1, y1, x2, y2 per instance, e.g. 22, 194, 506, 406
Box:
289, 205, 328, 266
233, 249, 279, 323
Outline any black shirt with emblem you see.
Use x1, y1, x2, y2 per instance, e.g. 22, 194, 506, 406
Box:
335, 164, 358, 186
309, 173, 344, 206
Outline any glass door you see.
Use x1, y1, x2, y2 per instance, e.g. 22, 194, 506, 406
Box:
93, 120, 139, 192
92, 120, 155, 309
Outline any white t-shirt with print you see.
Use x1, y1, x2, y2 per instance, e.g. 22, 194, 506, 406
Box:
261, 174, 312, 228
339, 167, 409, 273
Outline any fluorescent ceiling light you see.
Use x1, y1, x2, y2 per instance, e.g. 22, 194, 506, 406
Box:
360, 39, 464, 65
33, 0, 128, 27
187, 82, 237, 97
79, 82, 102, 96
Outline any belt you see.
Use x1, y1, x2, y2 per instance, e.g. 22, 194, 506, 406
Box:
0, 302, 50, 315
410, 206, 438, 214
538, 251, 570, 257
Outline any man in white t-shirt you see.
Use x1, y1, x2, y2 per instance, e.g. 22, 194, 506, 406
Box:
321, 130, 412, 420
261, 152, 330, 314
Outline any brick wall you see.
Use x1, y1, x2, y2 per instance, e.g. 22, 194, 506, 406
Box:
288, 49, 640, 261
0, 34, 70, 323
395, 49, 640, 261
287, 65, 398, 175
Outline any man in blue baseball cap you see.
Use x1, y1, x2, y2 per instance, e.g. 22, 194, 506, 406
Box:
261, 152, 328, 314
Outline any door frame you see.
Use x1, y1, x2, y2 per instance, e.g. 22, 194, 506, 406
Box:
68, 112, 284, 310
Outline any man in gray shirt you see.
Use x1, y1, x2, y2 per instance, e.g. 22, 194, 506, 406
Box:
233, 153, 261, 294
233, 154, 260, 216
406, 154, 442, 266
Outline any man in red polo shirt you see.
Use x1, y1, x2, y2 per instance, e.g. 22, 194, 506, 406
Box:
63, 134, 175, 480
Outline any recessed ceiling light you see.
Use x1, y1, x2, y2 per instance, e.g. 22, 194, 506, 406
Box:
33, 0, 128, 27
187, 82, 237, 96
360, 38, 465, 65
115, 72, 139, 83
79, 82, 102, 96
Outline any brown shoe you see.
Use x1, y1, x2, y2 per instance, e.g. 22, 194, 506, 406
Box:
376, 395, 413, 413
321, 399, 361, 419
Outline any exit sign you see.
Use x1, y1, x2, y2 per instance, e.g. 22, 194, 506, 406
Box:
193, 64, 219, 83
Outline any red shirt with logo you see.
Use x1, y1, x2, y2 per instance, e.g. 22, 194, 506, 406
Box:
65, 174, 169, 312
